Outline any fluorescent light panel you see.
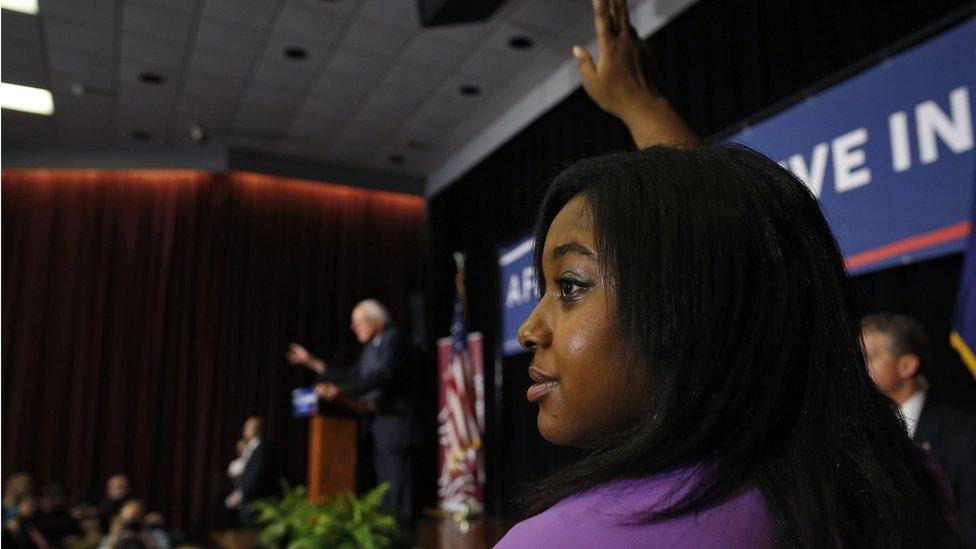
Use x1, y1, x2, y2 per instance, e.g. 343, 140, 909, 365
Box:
0, 82, 54, 115
1, 0, 38, 15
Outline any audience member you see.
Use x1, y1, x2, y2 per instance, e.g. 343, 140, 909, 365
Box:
3, 494, 50, 548
3, 473, 33, 521
97, 475, 132, 534
224, 417, 273, 527
862, 313, 976, 545
98, 499, 159, 549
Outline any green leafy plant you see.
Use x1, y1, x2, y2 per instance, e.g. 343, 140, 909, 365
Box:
252, 481, 400, 549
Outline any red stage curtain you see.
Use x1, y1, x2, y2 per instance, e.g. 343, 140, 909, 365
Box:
1, 169, 425, 536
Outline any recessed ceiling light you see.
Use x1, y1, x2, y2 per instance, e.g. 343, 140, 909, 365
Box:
1, 0, 38, 15
284, 47, 308, 60
0, 82, 53, 115
131, 130, 153, 142
388, 154, 405, 165
138, 72, 165, 85
508, 36, 534, 50
459, 85, 481, 97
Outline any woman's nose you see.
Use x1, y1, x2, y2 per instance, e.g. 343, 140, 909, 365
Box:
518, 305, 550, 352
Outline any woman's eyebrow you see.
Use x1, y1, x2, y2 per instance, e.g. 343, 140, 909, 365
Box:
550, 241, 596, 261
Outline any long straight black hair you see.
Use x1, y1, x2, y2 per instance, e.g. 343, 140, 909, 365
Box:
518, 145, 957, 547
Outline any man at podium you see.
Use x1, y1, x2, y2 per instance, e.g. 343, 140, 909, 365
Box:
287, 299, 423, 524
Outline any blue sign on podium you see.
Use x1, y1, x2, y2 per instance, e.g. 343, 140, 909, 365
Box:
291, 386, 319, 418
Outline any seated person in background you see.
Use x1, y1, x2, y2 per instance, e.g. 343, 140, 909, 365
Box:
143, 512, 172, 549
862, 313, 976, 545
497, 0, 957, 546
3, 494, 49, 548
99, 499, 158, 549
3, 473, 33, 521
97, 475, 132, 534
224, 417, 273, 527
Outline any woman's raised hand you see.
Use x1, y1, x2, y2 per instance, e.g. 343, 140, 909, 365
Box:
575, 0, 698, 148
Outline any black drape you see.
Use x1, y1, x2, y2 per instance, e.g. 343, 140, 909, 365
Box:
426, 0, 976, 516
1, 169, 426, 536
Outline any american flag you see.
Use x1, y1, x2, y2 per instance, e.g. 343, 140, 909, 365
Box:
437, 258, 484, 515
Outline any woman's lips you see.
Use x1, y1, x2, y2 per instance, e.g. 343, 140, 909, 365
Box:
527, 366, 559, 403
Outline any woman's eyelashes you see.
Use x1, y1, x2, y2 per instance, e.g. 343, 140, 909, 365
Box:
555, 274, 593, 302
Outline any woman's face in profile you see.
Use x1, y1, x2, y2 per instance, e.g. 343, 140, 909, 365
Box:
518, 195, 645, 448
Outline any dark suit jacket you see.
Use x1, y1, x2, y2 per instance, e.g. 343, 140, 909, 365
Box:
323, 326, 423, 452
914, 399, 976, 546
236, 440, 274, 501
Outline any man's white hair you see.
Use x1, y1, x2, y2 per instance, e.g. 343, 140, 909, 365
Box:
355, 299, 390, 324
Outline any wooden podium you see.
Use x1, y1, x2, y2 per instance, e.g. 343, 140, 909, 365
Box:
306, 394, 374, 502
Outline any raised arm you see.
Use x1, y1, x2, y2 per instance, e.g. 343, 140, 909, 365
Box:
574, 0, 698, 148
285, 343, 327, 376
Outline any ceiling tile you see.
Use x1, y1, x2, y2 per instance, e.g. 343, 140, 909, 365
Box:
117, 83, 178, 113
241, 82, 306, 111
43, 17, 115, 58
340, 17, 415, 58
358, 0, 419, 31
1, 58, 47, 88
195, 18, 267, 58
419, 20, 495, 48
309, 75, 373, 109
382, 59, 446, 94
47, 50, 114, 85
363, 86, 426, 110
120, 33, 187, 72
125, 0, 201, 14
182, 69, 249, 100
57, 121, 114, 146
250, 61, 317, 92
272, 0, 347, 49
176, 94, 237, 124
323, 48, 390, 83
234, 105, 294, 135
2, 33, 45, 69
455, 48, 529, 87
49, 70, 113, 96
287, 112, 346, 140
399, 33, 475, 70
122, 3, 196, 44
1, 10, 41, 39
40, 0, 117, 27
2, 110, 57, 145
186, 50, 253, 79
505, 0, 591, 35
202, 0, 281, 30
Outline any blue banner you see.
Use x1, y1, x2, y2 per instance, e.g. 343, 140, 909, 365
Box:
731, 19, 975, 274
499, 236, 538, 356
291, 386, 318, 418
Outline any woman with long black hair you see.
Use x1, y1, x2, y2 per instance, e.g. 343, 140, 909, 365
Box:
496, 0, 959, 547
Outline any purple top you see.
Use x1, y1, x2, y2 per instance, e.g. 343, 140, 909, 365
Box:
495, 468, 775, 548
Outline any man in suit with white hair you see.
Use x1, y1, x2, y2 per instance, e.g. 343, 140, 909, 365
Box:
287, 299, 423, 525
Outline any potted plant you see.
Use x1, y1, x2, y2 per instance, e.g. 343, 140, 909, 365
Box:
252, 482, 400, 548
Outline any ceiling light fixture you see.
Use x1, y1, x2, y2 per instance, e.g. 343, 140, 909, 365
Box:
0, 82, 54, 115
508, 36, 534, 50
138, 72, 165, 85
1, 0, 38, 15
459, 85, 481, 97
284, 47, 308, 60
